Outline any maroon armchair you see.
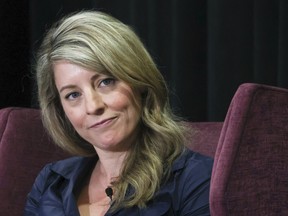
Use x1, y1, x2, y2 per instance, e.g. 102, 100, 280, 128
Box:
0, 83, 287, 215
210, 83, 288, 215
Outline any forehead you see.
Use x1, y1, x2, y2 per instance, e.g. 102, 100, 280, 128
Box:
53, 60, 110, 78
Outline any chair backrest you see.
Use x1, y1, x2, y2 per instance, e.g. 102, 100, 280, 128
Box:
0, 107, 222, 215
0, 107, 69, 216
210, 83, 288, 215
184, 122, 223, 158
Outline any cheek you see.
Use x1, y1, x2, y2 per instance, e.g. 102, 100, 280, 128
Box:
110, 96, 141, 120
62, 106, 83, 128
106, 93, 132, 111
107, 83, 141, 110
103, 82, 142, 114
110, 94, 142, 124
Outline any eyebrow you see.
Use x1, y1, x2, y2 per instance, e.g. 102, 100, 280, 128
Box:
59, 73, 101, 93
59, 85, 77, 93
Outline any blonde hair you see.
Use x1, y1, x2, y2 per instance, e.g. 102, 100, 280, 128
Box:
36, 10, 186, 210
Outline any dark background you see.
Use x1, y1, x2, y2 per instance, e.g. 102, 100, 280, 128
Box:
1, 0, 287, 121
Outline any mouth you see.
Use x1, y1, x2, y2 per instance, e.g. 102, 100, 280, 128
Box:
89, 117, 117, 129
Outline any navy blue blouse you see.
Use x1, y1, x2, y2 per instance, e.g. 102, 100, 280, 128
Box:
24, 149, 213, 216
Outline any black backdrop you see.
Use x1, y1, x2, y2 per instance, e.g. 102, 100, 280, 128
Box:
1, 0, 287, 121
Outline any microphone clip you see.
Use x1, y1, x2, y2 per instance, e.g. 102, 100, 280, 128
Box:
105, 187, 113, 201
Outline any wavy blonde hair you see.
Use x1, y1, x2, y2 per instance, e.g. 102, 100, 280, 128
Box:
36, 10, 186, 210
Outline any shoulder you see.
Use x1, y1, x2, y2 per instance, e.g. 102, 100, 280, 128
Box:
30, 155, 97, 196
173, 149, 213, 178
24, 156, 97, 215
30, 156, 89, 190
177, 149, 213, 188
170, 149, 213, 214
147, 150, 212, 215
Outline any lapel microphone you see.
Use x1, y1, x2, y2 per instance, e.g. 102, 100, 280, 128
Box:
105, 187, 113, 201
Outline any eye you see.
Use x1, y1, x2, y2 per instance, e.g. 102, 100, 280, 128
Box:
99, 78, 115, 87
65, 92, 81, 100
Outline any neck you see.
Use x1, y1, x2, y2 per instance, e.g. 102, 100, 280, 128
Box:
92, 149, 129, 185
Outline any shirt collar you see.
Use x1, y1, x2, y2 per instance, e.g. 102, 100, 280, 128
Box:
49, 149, 192, 181
50, 156, 98, 181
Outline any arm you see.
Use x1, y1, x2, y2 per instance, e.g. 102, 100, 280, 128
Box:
178, 156, 213, 216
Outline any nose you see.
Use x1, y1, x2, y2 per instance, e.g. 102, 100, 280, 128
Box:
85, 90, 105, 115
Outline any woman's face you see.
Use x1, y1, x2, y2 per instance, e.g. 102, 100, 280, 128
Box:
54, 61, 142, 153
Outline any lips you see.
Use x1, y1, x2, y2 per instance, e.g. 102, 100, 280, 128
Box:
89, 116, 117, 129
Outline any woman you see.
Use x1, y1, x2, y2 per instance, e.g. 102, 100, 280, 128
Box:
24, 11, 213, 216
